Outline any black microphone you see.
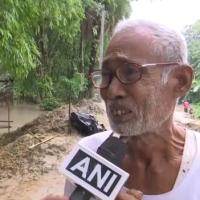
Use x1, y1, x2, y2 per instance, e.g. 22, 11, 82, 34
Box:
69, 135, 127, 200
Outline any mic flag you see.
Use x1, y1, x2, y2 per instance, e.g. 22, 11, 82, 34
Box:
59, 136, 129, 200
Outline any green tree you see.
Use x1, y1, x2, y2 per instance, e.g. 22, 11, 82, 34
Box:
0, 0, 133, 108
79, 0, 132, 75
0, 0, 84, 101
0, 0, 39, 78
183, 20, 200, 103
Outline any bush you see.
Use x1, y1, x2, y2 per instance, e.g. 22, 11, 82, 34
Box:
40, 96, 60, 111
193, 103, 200, 119
55, 73, 88, 102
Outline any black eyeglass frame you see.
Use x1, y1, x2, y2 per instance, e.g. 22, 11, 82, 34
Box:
90, 61, 180, 89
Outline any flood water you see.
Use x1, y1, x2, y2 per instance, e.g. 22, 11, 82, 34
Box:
0, 103, 44, 134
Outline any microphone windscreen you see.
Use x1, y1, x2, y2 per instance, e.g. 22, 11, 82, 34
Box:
97, 136, 127, 166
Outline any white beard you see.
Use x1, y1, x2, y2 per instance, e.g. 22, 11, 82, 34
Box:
106, 87, 174, 136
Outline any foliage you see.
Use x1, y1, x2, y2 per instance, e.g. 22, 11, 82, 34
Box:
0, 0, 133, 104
14, 72, 54, 102
193, 103, 200, 119
40, 96, 60, 111
0, 0, 83, 77
104, 0, 132, 31
55, 73, 88, 102
0, 0, 38, 77
183, 21, 200, 104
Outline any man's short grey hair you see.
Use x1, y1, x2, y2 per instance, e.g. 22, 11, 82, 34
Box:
112, 19, 188, 84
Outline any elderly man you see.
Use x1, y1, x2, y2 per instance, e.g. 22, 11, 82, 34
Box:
42, 19, 199, 200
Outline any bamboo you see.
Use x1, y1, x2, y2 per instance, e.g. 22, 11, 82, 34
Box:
29, 136, 58, 149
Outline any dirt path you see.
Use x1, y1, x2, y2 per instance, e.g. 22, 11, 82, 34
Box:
0, 102, 200, 200
174, 105, 200, 132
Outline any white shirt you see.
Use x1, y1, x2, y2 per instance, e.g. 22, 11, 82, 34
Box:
64, 129, 200, 200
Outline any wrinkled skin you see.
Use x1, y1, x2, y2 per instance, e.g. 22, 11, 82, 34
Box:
100, 29, 176, 137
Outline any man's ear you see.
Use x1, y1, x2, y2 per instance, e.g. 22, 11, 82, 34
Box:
171, 64, 194, 97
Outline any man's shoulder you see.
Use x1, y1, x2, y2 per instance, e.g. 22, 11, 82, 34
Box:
78, 130, 113, 152
188, 129, 200, 136
187, 129, 200, 146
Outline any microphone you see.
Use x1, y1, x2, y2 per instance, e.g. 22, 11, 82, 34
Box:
70, 136, 128, 200
59, 135, 129, 200
97, 135, 127, 165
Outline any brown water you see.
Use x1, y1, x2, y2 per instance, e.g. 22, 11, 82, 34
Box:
0, 103, 44, 134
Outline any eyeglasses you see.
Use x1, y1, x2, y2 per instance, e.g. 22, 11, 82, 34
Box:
90, 61, 180, 89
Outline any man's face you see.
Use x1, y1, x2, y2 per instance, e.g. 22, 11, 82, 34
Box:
100, 30, 175, 136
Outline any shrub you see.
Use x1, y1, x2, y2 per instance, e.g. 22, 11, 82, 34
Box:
40, 96, 60, 111
193, 103, 200, 119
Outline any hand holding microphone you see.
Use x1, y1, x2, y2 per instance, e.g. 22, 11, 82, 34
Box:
70, 136, 128, 200
59, 135, 133, 200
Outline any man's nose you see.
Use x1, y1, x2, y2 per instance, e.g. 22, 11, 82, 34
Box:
106, 76, 127, 99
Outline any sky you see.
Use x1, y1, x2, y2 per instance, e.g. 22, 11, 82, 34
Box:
130, 0, 200, 31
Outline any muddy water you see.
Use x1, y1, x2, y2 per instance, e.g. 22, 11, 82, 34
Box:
0, 103, 44, 134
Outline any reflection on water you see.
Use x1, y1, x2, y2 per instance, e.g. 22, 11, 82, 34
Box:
0, 104, 44, 134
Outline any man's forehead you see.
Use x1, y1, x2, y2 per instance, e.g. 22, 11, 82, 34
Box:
103, 53, 131, 64
105, 29, 165, 64
107, 27, 153, 49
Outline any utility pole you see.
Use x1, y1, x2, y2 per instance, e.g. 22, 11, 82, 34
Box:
92, 6, 106, 101
99, 6, 106, 68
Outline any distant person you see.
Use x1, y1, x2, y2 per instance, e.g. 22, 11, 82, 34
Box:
41, 19, 200, 200
183, 100, 190, 112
